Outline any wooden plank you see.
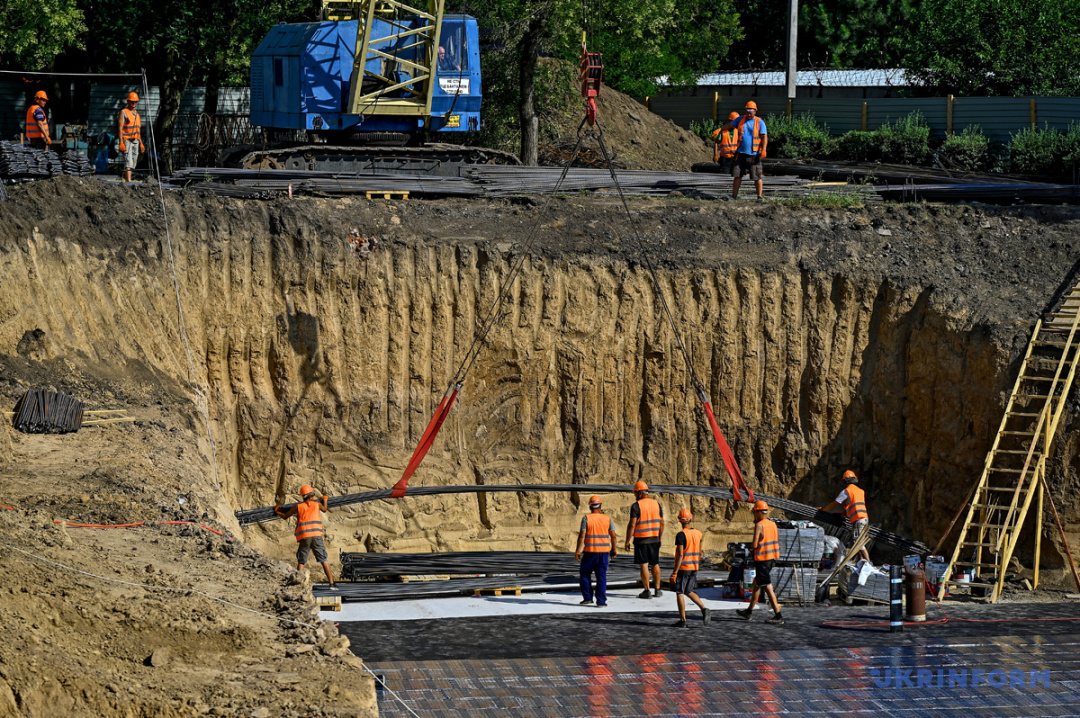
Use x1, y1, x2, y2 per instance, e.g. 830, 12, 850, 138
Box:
472, 586, 522, 597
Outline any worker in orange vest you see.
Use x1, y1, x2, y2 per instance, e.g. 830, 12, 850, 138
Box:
575, 495, 618, 606
669, 508, 711, 627
819, 470, 871, 563
117, 92, 145, 183
24, 90, 51, 150
736, 500, 784, 624
720, 100, 768, 201
624, 480, 665, 599
710, 111, 741, 170
274, 485, 337, 589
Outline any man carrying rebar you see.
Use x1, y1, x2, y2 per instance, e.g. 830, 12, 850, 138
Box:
117, 92, 144, 183
736, 500, 784, 624
25, 91, 51, 150
670, 508, 711, 627
625, 480, 664, 599
575, 495, 618, 606
275, 485, 337, 589
819, 470, 872, 563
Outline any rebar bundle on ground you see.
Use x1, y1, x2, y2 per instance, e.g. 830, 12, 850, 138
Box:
236, 483, 927, 554
12, 389, 84, 433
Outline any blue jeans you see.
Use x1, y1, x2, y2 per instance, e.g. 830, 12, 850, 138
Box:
580, 552, 609, 605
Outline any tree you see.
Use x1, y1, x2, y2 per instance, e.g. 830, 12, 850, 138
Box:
0, 0, 85, 70
901, 0, 1080, 96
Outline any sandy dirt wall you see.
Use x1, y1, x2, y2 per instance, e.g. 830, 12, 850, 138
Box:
1, 178, 1079, 580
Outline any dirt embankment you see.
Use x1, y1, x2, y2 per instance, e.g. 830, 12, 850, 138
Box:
2, 177, 1080, 713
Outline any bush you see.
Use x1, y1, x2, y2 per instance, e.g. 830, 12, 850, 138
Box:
767, 112, 835, 160
1007, 125, 1066, 176
835, 131, 881, 162
938, 125, 990, 171
690, 117, 722, 143
1063, 123, 1080, 179
878, 111, 931, 164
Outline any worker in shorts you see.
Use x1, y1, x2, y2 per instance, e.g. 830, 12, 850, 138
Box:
625, 481, 664, 598
736, 500, 784, 624
117, 92, 144, 183
275, 485, 337, 589
670, 508, 711, 628
720, 100, 768, 201
819, 470, 871, 563
575, 495, 618, 606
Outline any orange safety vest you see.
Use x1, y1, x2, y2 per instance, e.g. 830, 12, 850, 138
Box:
678, 528, 702, 571
294, 499, 324, 542
120, 108, 141, 141
583, 513, 612, 552
633, 497, 662, 540
843, 484, 869, 522
754, 518, 780, 561
735, 116, 763, 154
25, 105, 48, 140
717, 128, 739, 158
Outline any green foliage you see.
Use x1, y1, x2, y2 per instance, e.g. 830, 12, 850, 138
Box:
834, 131, 880, 162
689, 118, 722, 143
0, 0, 85, 70
779, 189, 865, 208
767, 113, 834, 160
902, 0, 1080, 96
1005, 125, 1079, 177
938, 126, 990, 172
876, 111, 930, 164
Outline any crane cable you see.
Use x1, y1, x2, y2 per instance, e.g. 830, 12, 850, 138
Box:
588, 119, 753, 502
389, 132, 592, 498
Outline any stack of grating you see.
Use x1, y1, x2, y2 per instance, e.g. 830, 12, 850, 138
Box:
0, 142, 92, 181
836, 562, 892, 603
771, 565, 818, 602
60, 150, 95, 177
772, 520, 824, 604
12, 388, 84, 434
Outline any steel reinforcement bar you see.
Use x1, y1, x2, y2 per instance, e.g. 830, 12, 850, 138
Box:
235, 483, 927, 553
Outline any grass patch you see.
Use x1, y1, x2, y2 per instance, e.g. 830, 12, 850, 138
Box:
777, 187, 866, 208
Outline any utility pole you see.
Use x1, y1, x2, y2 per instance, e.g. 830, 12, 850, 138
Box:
786, 0, 799, 99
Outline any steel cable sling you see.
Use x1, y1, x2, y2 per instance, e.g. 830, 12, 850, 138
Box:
387, 134, 591, 499
235, 483, 926, 553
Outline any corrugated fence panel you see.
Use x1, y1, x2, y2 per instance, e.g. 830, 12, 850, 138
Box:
0, 82, 27, 142
647, 95, 710, 128
1036, 98, 1080, 131
89, 85, 251, 136
866, 98, 948, 138
952, 98, 1034, 142
791, 98, 864, 133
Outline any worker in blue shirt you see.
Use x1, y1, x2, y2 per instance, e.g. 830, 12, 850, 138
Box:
721, 101, 768, 201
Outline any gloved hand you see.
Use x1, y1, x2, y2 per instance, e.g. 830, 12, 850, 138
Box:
321, 494, 329, 502
575, 551, 582, 562
710, 128, 721, 138
669, 571, 678, 584
119, 141, 126, 153
761, 148, 767, 159
139, 142, 145, 153
273, 505, 282, 515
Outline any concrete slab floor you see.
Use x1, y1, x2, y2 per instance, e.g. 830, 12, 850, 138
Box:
341, 600, 1080, 717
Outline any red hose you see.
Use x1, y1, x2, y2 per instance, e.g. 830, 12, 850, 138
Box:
54, 519, 230, 538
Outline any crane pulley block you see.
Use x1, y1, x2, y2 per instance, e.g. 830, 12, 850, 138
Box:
580, 45, 603, 125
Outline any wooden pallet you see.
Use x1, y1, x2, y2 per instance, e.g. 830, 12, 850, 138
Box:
315, 595, 342, 611
365, 191, 409, 200
471, 586, 522, 597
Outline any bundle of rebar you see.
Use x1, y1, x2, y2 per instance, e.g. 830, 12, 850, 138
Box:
875, 182, 1080, 204
12, 389, 84, 434
236, 483, 927, 553
339, 550, 680, 579
166, 168, 482, 198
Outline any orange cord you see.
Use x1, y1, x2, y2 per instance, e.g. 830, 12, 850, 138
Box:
53, 518, 229, 538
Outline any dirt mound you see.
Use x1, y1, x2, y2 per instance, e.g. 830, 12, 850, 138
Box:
545, 72, 713, 171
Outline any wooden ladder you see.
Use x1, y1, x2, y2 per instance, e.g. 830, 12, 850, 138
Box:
939, 278, 1080, 602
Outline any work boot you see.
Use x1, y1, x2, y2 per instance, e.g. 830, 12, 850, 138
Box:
653, 588, 663, 598
579, 599, 593, 606
328, 584, 339, 591
736, 607, 753, 621
637, 589, 653, 599
767, 613, 785, 625
756, 196, 765, 203
702, 608, 712, 625
672, 619, 687, 628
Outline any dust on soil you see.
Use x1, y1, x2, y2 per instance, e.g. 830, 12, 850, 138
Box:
2, 175, 1080, 716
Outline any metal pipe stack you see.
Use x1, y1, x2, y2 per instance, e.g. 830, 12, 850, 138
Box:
12, 388, 84, 434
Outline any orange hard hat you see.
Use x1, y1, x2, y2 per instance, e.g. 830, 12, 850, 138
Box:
127, 92, 139, 102
678, 508, 692, 523
728, 111, 739, 120
588, 495, 602, 506
34, 90, 48, 101
843, 470, 858, 482
752, 500, 769, 512
299, 484, 315, 497
633, 481, 649, 493
745, 100, 758, 110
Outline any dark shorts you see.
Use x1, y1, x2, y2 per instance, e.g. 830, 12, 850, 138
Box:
296, 537, 328, 564
674, 569, 698, 596
754, 559, 774, 587
717, 156, 734, 173
633, 541, 661, 567
732, 153, 763, 181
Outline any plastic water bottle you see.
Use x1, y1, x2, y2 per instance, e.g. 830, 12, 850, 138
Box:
745, 567, 756, 589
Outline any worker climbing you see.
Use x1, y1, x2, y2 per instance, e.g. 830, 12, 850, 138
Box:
275, 485, 337, 589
